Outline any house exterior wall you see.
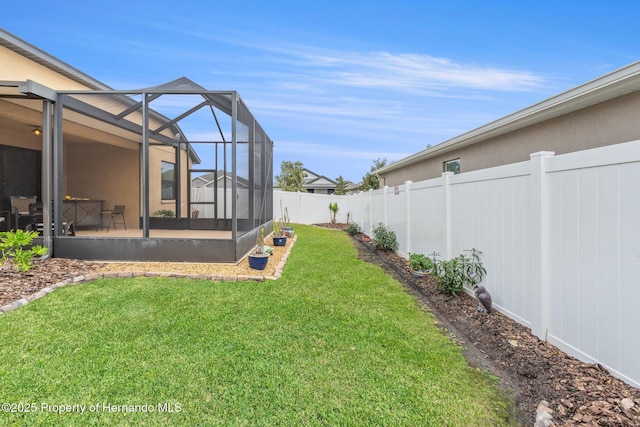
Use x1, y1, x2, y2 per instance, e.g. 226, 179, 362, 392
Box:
65, 142, 139, 228
380, 91, 640, 186
0, 45, 91, 90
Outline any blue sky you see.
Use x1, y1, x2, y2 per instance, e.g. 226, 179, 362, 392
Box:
2, 1, 640, 182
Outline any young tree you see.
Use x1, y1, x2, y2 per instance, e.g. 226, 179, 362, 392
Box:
275, 160, 307, 192
333, 175, 349, 195
361, 158, 388, 191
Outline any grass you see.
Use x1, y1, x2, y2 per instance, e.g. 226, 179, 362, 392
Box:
0, 225, 514, 426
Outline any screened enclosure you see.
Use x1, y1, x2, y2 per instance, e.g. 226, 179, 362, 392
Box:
2, 77, 273, 262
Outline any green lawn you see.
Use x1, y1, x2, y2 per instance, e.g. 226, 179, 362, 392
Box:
0, 225, 514, 426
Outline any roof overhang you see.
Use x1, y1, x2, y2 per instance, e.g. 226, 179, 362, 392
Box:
377, 60, 640, 175
0, 28, 110, 90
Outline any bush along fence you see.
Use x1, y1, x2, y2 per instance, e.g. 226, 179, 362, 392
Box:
274, 140, 640, 388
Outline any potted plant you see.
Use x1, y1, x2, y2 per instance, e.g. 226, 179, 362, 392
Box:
272, 219, 287, 246
248, 228, 269, 270
408, 253, 433, 277
281, 206, 294, 237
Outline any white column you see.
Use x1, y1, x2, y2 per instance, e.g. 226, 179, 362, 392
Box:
383, 185, 389, 226
405, 181, 413, 255
442, 172, 453, 259
529, 151, 555, 341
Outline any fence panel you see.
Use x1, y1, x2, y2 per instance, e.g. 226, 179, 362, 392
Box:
546, 143, 640, 386
386, 185, 408, 256
448, 162, 533, 326
407, 179, 447, 257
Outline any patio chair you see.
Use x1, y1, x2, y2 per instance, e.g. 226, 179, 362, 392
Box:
28, 202, 75, 236
102, 205, 126, 232
10, 195, 37, 230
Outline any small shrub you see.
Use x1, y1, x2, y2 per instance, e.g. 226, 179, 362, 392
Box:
371, 223, 398, 251
409, 253, 433, 272
0, 230, 48, 272
432, 254, 466, 295
462, 248, 487, 288
430, 249, 487, 296
345, 222, 362, 236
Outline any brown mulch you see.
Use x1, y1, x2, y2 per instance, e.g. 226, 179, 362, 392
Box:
0, 235, 295, 308
313, 223, 640, 426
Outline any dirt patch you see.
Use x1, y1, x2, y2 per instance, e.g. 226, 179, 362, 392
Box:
332, 225, 640, 426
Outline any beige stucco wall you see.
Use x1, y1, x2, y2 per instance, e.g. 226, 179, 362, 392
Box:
380, 91, 640, 186
0, 45, 94, 90
150, 146, 190, 218
64, 143, 192, 227
64, 142, 139, 227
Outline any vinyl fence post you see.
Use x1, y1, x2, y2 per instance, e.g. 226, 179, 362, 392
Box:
368, 189, 373, 234
383, 185, 389, 227
442, 172, 453, 259
405, 181, 413, 255
530, 151, 555, 341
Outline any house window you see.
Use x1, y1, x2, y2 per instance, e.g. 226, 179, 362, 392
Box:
444, 158, 461, 174
161, 161, 176, 200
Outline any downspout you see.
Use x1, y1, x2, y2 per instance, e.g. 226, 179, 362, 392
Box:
41, 99, 53, 258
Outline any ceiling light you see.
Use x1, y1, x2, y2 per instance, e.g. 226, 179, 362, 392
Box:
32, 127, 42, 135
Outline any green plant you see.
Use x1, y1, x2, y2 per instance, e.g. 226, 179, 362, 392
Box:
430, 249, 487, 295
409, 253, 433, 272
371, 223, 398, 251
345, 221, 362, 235
252, 227, 266, 255
462, 248, 487, 288
273, 219, 284, 237
329, 202, 339, 224
0, 230, 48, 272
432, 254, 466, 295
152, 209, 175, 217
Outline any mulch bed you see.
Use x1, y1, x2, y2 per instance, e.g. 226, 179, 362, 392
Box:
315, 222, 640, 426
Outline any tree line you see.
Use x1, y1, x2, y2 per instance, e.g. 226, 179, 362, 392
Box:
275, 158, 388, 194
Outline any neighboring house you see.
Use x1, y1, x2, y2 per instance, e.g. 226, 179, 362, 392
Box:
274, 168, 337, 194
302, 169, 336, 194
376, 61, 640, 186
0, 28, 273, 262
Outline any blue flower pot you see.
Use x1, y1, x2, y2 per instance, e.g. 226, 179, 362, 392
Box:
273, 236, 287, 246
248, 254, 269, 270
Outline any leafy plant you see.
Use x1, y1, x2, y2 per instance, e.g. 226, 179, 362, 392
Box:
273, 219, 282, 237
252, 228, 266, 256
409, 253, 433, 272
345, 222, 362, 236
371, 223, 398, 251
430, 249, 487, 295
0, 230, 48, 272
432, 255, 466, 295
329, 202, 339, 224
152, 209, 175, 217
462, 248, 487, 288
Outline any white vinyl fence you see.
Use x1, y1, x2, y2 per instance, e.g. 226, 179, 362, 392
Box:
274, 140, 640, 388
